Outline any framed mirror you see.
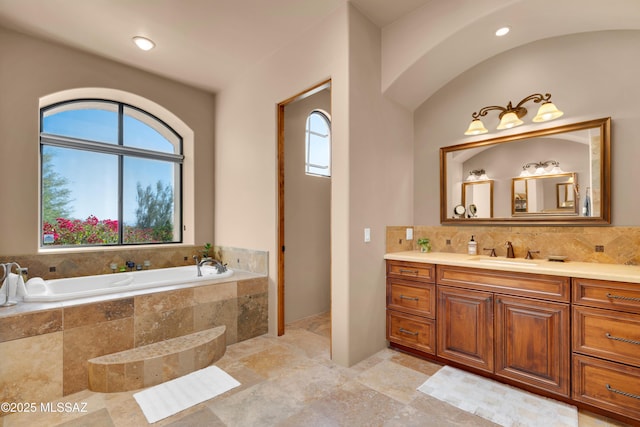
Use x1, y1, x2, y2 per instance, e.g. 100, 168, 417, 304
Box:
462, 180, 494, 218
440, 117, 610, 224
511, 172, 577, 216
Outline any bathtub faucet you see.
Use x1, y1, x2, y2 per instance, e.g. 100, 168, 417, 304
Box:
194, 256, 227, 277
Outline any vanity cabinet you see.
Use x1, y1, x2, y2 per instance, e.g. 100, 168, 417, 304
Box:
386, 260, 436, 354
436, 265, 570, 397
385, 253, 640, 423
437, 285, 493, 372
572, 278, 640, 420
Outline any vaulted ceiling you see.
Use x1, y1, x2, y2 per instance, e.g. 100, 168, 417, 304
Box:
1, 0, 639, 110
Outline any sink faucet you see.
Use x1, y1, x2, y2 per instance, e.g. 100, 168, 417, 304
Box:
193, 256, 227, 277
505, 241, 515, 258
483, 248, 497, 257
525, 250, 540, 260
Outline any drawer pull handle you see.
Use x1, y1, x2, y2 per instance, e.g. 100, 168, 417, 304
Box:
399, 328, 418, 336
606, 384, 640, 400
400, 295, 419, 301
605, 332, 640, 346
606, 293, 640, 302
399, 269, 419, 275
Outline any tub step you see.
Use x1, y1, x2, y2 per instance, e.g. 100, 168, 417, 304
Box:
87, 326, 226, 393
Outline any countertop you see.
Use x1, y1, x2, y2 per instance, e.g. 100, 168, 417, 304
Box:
384, 251, 640, 284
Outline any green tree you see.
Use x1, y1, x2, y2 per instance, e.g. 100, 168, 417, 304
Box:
134, 181, 174, 241
41, 151, 73, 224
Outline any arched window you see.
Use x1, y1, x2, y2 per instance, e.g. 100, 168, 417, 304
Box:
305, 110, 331, 177
40, 99, 184, 247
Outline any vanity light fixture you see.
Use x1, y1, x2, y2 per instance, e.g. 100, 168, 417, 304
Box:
133, 36, 155, 51
464, 93, 564, 135
466, 169, 489, 181
519, 160, 564, 177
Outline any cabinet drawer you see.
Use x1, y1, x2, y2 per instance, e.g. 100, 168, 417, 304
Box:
387, 310, 435, 355
387, 260, 435, 282
573, 354, 640, 421
573, 306, 640, 367
437, 265, 569, 302
573, 278, 640, 314
387, 279, 435, 318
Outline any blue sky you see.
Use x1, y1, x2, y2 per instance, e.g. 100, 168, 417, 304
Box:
43, 108, 177, 224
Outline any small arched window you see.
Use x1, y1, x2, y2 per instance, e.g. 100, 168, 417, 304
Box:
40, 99, 184, 247
305, 110, 331, 177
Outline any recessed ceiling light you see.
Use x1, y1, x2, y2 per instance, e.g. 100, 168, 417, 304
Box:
495, 26, 511, 37
133, 36, 155, 51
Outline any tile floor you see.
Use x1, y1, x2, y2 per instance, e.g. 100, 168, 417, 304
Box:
1, 312, 632, 426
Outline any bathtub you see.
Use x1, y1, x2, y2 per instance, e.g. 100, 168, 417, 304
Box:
23, 265, 234, 302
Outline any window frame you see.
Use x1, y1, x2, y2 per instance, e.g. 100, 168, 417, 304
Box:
39, 98, 185, 248
305, 110, 331, 178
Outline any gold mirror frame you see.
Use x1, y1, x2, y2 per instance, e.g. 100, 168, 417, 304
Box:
440, 117, 610, 225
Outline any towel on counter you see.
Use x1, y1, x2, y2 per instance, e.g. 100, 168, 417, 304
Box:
0, 273, 27, 303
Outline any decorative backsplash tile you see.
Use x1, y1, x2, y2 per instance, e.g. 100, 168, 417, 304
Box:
387, 226, 640, 266
2, 245, 268, 280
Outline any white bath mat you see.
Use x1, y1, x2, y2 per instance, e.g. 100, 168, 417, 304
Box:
417, 366, 577, 427
133, 365, 240, 423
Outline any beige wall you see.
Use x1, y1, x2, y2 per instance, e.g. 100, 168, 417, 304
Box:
414, 30, 640, 225
284, 89, 331, 323
0, 26, 216, 256
214, 5, 414, 366
345, 7, 414, 364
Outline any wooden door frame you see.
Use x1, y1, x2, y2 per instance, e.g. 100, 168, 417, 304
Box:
277, 79, 331, 336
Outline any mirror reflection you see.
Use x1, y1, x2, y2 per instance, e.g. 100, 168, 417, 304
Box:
462, 180, 493, 218
440, 117, 610, 224
511, 173, 577, 216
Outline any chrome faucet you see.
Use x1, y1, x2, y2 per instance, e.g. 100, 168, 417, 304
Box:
505, 241, 515, 258
194, 256, 227, 277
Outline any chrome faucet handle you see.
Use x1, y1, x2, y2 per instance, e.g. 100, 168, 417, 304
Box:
483, 248, 497, 257
525, 250, 540, 260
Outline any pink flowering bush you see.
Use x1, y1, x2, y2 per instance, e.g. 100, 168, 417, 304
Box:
42, 215, 170, 245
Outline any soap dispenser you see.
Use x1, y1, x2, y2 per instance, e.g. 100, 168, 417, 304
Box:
468, 235, 477, 255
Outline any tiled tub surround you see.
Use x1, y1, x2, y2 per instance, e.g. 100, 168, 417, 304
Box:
0, 271, 268, 407
3, 245, 268, 280
388, 226, 640, 265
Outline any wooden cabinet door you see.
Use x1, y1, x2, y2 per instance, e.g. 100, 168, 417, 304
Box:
437, 285, 493, 372
495, 295, 570, 397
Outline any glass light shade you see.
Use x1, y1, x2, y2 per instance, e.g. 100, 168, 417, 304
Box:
549, 165, 564, 174
479, 173, 489, 180
534, 166, 546, 175
519, 169, 530, 177
464, 119, 488, 135
466, 173, 477, 181
133, 36, 155, 51
532, 102, 563, 122
496, 112, 524, 130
